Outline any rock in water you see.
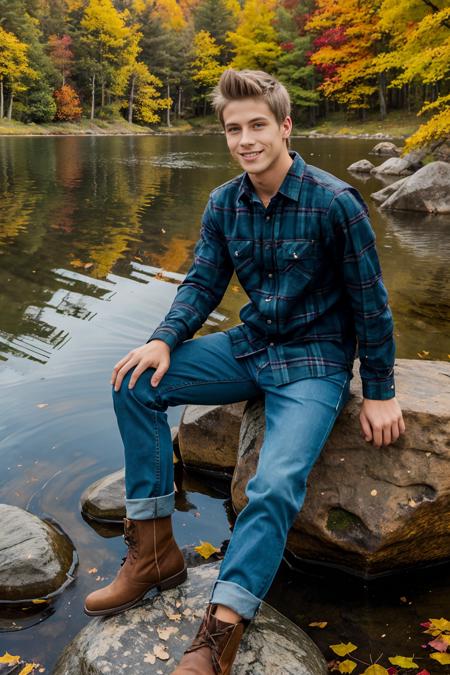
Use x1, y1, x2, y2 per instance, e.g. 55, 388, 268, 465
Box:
81, 469, 125, 522
0, 504, 75, 601
178, 402, 246, 472
232, 359, 450, 576
53, 562, 327, 675
370, 142, 401, 156
347, 159, 375, 173
371, 161, 450, 213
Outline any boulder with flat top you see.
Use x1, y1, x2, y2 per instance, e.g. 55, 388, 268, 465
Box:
232, 359, 450, 576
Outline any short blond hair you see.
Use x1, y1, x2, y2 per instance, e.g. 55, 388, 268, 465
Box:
212, 69, 291, 126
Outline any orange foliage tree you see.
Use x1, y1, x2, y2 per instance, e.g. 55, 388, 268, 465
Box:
53, 83, 82, 120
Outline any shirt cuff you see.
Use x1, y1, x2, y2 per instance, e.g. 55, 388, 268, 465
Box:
146, 327, 179, 351
362, 377, 396, 400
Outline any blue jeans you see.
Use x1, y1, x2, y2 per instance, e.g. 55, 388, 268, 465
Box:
113, 331, 350, 620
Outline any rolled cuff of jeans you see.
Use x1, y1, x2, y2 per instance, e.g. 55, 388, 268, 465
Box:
209, 579, 261, 620
125, 491, 175, 520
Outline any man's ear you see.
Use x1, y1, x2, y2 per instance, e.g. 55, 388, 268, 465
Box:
281, 116, 293, 140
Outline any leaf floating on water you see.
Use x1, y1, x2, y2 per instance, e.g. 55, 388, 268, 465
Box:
329, 643, 358, 657
36, 404, 48, 409
428, 638, 448, 652
309, 621, 328, 628
19, 664, 38, 675
428, 617, 450, 632
0, 653, 21, 665
361, 666, 390, 675
153, 644, 169, 661
417, 670, 431, 675
417, 350, 430, 359
87, 568, 98, 574
338, 659, 357, 673
388, 655, 418, 668
430, 652, 450, 664
387, 668, 398, 675
194, 541, 220, 559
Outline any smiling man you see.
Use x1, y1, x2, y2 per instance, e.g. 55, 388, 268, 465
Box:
84, 69, 405, 674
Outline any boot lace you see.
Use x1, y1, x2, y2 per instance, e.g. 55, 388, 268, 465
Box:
120, 525, 138, 566
187, 621, 237, 674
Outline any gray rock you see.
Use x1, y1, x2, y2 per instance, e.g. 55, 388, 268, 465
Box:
347, 159, 375, 173
81, 469, 126, 522
0, 504, 75, 601
372, 161, 450, 213
178, 402, 246, 472
370, 142, 401, 156
370, 157, 415, 176
232, 359, 450, 576
53, 562, 327, 675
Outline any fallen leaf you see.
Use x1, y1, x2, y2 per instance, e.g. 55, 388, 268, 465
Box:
19, 664, 38, 675
417, 350, 430, 359
231, 285, 240, 292
387, 668, 398, 675
430, 652, 450, 664
362, 666, 390, 675
157, 626, 178, 641
429, 618, 450, 632
329, 643, 358, 657
31, 599, 47, 605
388, 656, 418, 668
153, 644, 169, 661
338, 659, 357, 673
0, 653, 21, 665
36, 404, 48, 409
83, 263, 93, 270
88, 568, 98, 574
194, 541, 220, 560
417, 670, 431, 675
70, 259, 84, 268
173, 452, 179, 464
428, 638, 448, 652
309, 621, 328, 628
143, 652, 156, 664
161, 228, 166, 234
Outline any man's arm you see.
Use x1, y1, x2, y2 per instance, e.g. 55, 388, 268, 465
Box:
328, 188, 405, 446
111, 196, 234, 392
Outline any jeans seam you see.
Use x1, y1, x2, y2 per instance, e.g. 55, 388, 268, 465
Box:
161, 377, 256, 394
152, 410, 161, 494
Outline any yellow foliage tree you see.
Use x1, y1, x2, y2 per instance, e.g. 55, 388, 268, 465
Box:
191, 30, 225, 112
373, 1, 450, 150
154, 0, 187, 31
132, 65, 172, 124
228, 0, 281, 72
0, 26, 36, 120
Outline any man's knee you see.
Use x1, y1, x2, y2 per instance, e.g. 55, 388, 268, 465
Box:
112, 366, 163, 411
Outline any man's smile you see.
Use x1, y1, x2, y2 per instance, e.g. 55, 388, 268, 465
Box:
239, 150, 264, 160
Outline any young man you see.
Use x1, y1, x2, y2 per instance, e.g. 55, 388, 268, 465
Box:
84, 69, 405, 674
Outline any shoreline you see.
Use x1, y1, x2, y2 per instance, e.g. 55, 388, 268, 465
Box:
0, 118, 414, 141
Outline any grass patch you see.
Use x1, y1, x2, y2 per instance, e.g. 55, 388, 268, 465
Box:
297, 110, 422, 139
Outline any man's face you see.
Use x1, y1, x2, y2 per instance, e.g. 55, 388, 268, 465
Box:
222, 97, 292, 175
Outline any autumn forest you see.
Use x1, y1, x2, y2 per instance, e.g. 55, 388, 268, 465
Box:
0, 0, 449, 150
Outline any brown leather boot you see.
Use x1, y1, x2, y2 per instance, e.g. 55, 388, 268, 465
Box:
84, 516, 187, 616
172, 603, 249, 674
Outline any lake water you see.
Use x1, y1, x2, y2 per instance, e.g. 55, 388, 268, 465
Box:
0, 134, 449, 672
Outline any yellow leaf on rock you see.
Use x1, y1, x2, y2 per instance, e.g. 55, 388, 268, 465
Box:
309, 621, 328, 628
194, 541, 220, 559
330, 642, 358, 657
362, 666, 390, 675
430, 652, 450, 664
19, 664, 38, 675
338, 659, 357, 673
31, 599, 48, 604
388, 656, 418, 668
0, 653, 21, 665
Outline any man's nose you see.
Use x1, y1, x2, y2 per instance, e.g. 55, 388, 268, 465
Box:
239, 127, 255, 146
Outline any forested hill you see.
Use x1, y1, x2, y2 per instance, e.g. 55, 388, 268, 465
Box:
0, 0, 448, 149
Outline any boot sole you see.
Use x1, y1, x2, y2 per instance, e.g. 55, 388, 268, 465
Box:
83, 565, 188, 617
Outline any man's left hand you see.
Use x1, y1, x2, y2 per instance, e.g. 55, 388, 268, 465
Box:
359, 397, 405, 447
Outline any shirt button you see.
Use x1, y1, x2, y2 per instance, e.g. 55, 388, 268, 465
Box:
265, 296, 272, 302
266, 319, 272, 324
234, 251, 239, 257
268, 273, 273, 278
269, 342, 274, 347
265, 215, 270, 221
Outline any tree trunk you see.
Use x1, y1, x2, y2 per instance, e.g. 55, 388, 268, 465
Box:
378, 72, 387, 119
91, 73, 95, 120
177, 86, 182, 118
101, 79, 105, 108
128, 73, 135, 124
7, 92, 13, 120
203, 96, 207, 116
62, 71, 65, 87
166, 82, 171, 127
0, 79, 3, 119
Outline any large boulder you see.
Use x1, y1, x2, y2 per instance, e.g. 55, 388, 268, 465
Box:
370, 141, 401, 156
371, 161, 450, 213
53, 562, 327, 675
0, 504, 75, 601
81, 469, 126, 523
178, 402, 246, 472
232, 359, 450, 576
370, 157, 415, 176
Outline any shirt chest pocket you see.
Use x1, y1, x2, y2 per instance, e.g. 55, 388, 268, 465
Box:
228, 239, 254, 275
278, 240, 321, 280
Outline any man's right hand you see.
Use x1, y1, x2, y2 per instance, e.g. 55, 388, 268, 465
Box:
111, 340, 171, 392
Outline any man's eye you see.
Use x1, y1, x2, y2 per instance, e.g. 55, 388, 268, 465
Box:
254, 123, 265, 128
227, 127, 239, 133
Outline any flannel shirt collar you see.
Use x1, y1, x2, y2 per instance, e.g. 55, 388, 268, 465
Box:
236, 151, 306, 205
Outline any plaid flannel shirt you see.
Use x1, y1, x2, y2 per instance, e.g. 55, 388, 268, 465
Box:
148, 151, 396, 400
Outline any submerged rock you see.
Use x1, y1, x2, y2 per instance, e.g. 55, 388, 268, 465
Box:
232, 359, 450, 576
0, 504, 75, 601
53, 562, 327, 675
371, 161, 450, 213
347, 159, 374, 173
178, 402, 246, 472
